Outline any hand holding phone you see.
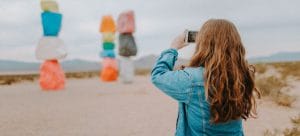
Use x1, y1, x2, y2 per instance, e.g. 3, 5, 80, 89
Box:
171, 32, 188, 50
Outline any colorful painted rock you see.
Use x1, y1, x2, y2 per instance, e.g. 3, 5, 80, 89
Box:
100, 67, 118, 82
118, 34, 137, 57
35, 37, 67, 60
39, 60, 65, 90
117, 10, 135, 33
103, 42, 115, 50
102, 58, 118, 70
41, 11, 62, 36
119, 57, 134, 83
40, 0, 59, 12
102, 32, 115, 42
101, 58, 118, 82
100, 50, 115, 58
99, 15, 116, 33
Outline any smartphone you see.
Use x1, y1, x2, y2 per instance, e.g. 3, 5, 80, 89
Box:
185, 30, 198, 43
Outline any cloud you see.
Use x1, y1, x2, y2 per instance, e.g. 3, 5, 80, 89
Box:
0, 0, 299, 61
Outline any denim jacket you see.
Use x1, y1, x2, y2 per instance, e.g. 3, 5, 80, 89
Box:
151, 49, 244, 136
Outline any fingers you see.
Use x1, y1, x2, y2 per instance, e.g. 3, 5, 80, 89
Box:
170, 31, 189, 50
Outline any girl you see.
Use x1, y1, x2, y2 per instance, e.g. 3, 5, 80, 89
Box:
151, 19, 260, 136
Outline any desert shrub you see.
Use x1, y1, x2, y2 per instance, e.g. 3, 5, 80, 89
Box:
0, 71, 101, 85
269, 61, 300, 80
264, 114, 300, 136
283, 114, 300, 136
263, 129, 281, 136
0, 74, 38, 85
255, 63, 269, 74
255, 76, 287, 96
272, 91, 296, 107
254, 61, 300, 107
135, 69, 151, 76
291, 114, 300, 126
255, 75, 296, 107
283, 127, 300, 136
65, 71, 98, 79
253, 61, 300, 80
0, 78, 19, 85
267, 127, 300, 136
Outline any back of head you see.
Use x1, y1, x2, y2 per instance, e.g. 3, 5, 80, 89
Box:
189, 19, 260, 123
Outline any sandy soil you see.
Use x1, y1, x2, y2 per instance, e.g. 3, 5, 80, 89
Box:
0, 76, 299, 136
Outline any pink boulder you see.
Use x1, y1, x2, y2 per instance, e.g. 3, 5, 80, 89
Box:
39, 60, 65, 90
117, 10, 135, 34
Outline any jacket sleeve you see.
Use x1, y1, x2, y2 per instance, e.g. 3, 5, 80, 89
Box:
151, 48, 192, 103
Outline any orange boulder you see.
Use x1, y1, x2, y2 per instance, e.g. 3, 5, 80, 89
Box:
100, 15, 116, 33
100, 58, 118, 82
39, 60, 65, 90
100, 67, 118, 82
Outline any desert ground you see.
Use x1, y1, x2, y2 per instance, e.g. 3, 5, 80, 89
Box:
0, 75, 299, 136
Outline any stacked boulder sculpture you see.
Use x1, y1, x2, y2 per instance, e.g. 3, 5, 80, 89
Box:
36, 0, 67, 90
99, 15, 118, 82
117, 10, 137, 83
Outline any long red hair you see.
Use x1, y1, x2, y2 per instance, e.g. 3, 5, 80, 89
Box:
189, 19, 260, 123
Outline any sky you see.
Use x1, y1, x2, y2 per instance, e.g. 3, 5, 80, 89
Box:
0, 0, 299, 62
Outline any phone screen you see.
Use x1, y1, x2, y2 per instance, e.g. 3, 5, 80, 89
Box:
186, 31, 198, 43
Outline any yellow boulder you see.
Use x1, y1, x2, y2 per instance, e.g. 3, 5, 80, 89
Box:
40, 0, 59, 12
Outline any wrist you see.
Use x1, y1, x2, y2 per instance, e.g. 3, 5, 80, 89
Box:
170, 47, 179, 50
163, 48, 178, 55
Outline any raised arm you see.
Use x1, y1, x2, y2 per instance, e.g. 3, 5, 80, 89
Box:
151, 48, 192, 103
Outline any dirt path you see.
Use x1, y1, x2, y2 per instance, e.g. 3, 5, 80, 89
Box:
0, 76, 299, 136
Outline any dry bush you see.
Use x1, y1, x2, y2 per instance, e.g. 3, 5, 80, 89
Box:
1, 70, 149, 85
0, 74, 38, 85
254, 61, 300, 80
283, 127, 300, 136
272, 91, 296, 107
255, 75, 296, 107
66, 71, 98, 79
268, 61, 300, 80
266, 127, 300, 136
283, 114, 300, 136
291, 114, 300, 126
255, 63, 269, 74
0, 78, 19, 85
135, 69, 151, 76
264, 114, 300, 136
263, 129, 281, 136
0, 71, 100, 85
255, 76, 287, 96
254, 61, 300, 107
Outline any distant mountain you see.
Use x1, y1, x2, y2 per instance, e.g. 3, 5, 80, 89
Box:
0, 59, 101, 73
134, 55, 189, 70
249, 51, 300, 63
61, 59, 101, 72
1, 51, 299, 73
134, 55, 157, 70
0, 60, 40, 72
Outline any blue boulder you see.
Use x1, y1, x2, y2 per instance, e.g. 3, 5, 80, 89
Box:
100, 50, 116, 58
41, 11, 62, 36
